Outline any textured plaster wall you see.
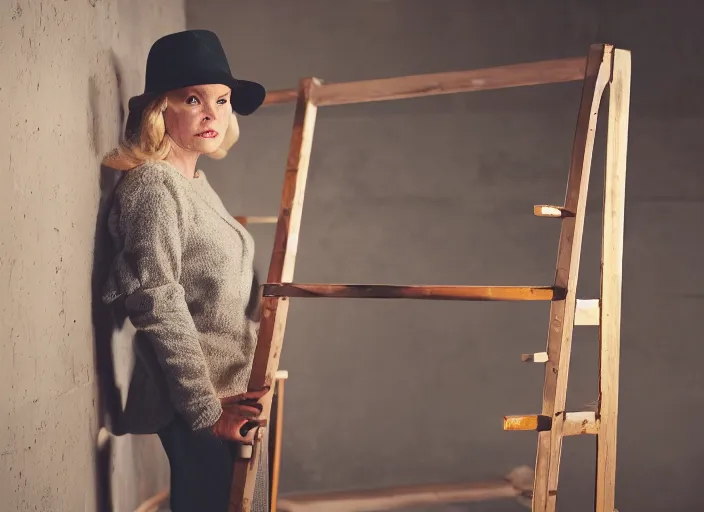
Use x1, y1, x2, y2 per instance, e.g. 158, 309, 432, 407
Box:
0, 1, 183, 511
188, 1, 704, 511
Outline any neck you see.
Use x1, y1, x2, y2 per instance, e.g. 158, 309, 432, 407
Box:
165, 140, 201, 179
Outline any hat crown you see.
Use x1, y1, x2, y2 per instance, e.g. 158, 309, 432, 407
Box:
144, 30, 232, 94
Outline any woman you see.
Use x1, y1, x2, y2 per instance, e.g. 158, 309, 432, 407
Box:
101, 30, 269, 512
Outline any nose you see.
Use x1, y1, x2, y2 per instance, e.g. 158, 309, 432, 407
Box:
203, 102, 218, 122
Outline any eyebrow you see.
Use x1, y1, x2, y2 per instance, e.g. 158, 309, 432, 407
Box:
182, 89, 231, 99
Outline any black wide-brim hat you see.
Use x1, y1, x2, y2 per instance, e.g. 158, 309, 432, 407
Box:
127, 29, 266, 120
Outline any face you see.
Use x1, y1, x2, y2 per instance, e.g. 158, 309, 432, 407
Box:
163, 83, 232, 155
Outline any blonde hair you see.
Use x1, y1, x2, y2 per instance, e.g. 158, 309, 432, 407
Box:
102, 95, 171, 171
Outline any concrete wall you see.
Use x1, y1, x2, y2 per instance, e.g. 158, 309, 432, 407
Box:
0, 1, 183, 511
188, 1, 704, 511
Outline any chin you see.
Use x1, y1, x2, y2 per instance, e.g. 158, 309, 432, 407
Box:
193, 136, 224, 154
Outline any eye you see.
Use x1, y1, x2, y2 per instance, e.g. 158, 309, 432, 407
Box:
186, 96, 199, 105
217, 97, 229, 105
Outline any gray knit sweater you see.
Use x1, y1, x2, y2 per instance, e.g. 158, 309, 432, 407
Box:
102, 159, 259, 434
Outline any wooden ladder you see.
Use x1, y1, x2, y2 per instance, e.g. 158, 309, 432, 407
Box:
227, 42, 631, 512
503, 44, 630, 512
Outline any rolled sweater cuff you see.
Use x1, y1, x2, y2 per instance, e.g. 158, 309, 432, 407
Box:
183, 394, 223, 431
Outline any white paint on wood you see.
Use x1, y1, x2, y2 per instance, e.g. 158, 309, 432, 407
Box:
522, 352, 549, 363
575, 299, 600, 325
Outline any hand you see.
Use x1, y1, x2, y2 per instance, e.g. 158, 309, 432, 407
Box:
211, 406, 264, 443
211, 388, 270, 443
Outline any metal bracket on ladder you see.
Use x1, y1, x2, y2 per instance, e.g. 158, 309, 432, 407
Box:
226, 43, 630, 512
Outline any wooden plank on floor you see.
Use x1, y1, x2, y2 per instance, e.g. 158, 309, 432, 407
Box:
277, 466, 534, 512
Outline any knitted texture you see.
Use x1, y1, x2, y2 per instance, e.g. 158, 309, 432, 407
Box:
102, 159, 260, 434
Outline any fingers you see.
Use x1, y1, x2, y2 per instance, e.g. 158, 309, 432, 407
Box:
238, 427, 256, 444
222, 403, 261, 418
241, 387, 270, 399
237, 419, 266, 444
239, 419, 265, 440
220, 387, 270, 406
234, 398, 263, 413
212, 414, 266, 444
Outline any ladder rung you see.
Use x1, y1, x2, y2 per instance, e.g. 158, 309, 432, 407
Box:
522, 352, 548, 363
234, 215, 278, 224
504, 412, 598, 436
575, 299, 599, 325
263, 284, 565, 301
561, 411, 599, 436
504, 415, 552, 432
533, 205, 575, 218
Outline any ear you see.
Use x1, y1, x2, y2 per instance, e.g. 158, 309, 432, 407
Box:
206, 112, 240, 160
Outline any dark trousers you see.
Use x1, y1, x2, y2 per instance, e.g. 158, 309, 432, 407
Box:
157, 415, 238, 512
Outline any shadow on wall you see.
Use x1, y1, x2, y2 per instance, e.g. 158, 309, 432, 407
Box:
89, 49, 130, 512
91, 163, 128, 512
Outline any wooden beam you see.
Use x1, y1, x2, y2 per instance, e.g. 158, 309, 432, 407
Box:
505, 415, 552, 432
262, 57, 586, 108
532, 44, 613, 512
505, 412, 597, 436
533, 205, 575, 218
234, 216, 278, 225
276, 466, 534, 512
595, 47, 630, 512
264, 88, 300, 106
269, 373, 288, 512
312, 57, 586, 106
522, 352, 549, 363
263, 283, 564, 301
134, 489, 169, 512
562, 412, 599, 436
234, 215, 278, 228
277, 483, 515, 512
229, 78, 321, 512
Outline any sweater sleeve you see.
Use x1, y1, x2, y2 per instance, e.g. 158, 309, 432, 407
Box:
117, 181, 222, 431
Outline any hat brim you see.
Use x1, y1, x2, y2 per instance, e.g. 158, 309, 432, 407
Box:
127, 73, 266, 117
229, 78, 266, 116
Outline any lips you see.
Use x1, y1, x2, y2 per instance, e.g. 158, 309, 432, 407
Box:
197, 130, 219, 138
